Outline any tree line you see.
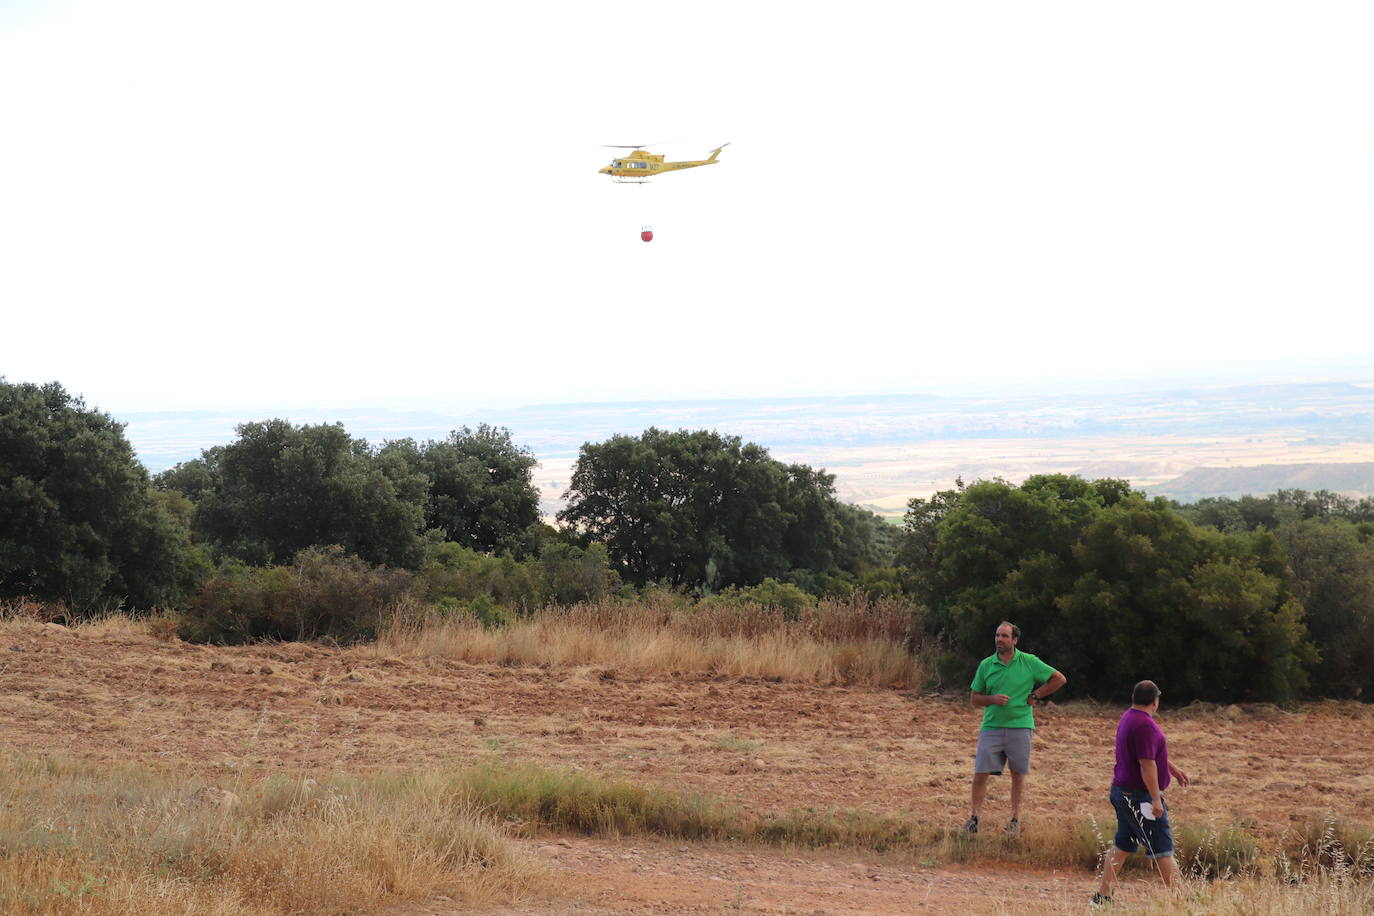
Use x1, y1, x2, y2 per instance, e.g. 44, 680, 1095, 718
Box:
900, 477, 1374, 703
0, 380, 892, 615
4, 378, 1373, 703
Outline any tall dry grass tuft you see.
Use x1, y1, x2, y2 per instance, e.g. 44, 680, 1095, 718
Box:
376, 594, 930, 687
0, 605, 187, 643
0, 754, 539, 916
1173, 869, 1374, 915
1280, 816, 1374, 878
0, 598, 70, 623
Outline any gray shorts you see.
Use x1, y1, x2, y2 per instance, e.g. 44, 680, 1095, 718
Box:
973, 727, 1033, 775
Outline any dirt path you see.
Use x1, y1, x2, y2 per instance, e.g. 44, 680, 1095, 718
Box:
492, 837, 1091, 915
389, 835, 1159, 915
4, 619, 1372, 913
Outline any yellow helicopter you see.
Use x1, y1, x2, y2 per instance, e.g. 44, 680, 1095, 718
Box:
599, 143, 729, 183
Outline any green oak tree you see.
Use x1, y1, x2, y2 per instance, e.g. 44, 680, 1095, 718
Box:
557, 428, 846, 589
378, 425, 540, 556
1275, 517, 1374, 699
906, 474, 1312, 702
157, 419, 427, 567
1, 379, 189, 611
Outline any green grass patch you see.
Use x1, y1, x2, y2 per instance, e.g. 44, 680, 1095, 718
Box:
1178, 822, 1262, 878
456, 763, 744, 841
454, 763, 1063, 861
715, 735, 764, 753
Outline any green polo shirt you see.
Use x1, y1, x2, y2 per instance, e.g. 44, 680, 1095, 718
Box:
970, 649, 1056, 729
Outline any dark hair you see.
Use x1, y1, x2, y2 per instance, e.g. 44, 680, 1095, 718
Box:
996, 621, 1021, 640
1132, 680, 1161, 706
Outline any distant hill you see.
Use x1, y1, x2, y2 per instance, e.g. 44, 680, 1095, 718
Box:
1150, 463, 1374, 502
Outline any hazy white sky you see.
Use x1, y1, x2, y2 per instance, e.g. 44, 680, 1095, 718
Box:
3, 1, 1371, 413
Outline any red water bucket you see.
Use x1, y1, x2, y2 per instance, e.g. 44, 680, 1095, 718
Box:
641, 226, 653, 242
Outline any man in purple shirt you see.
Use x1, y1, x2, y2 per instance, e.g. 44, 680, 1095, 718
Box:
1092, 680, 1191, 906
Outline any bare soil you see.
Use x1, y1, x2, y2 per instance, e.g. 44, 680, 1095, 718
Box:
5, 620, 1373, 913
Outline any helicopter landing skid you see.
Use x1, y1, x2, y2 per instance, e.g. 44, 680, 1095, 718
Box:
611, 178, 651, 185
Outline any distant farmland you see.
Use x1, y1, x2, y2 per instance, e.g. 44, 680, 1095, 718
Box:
118, 378, 1374, 514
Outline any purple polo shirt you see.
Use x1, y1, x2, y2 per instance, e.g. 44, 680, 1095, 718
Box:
1112, 707, 1170, 792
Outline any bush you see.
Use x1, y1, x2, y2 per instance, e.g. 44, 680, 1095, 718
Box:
435, 594, 514, 630
908, 476, 1316, 702
420, 542, 539, 610
704, 578, 813, 620
537, 541, 621, 606
181, 546, 417, 644
419, 540, 620, 614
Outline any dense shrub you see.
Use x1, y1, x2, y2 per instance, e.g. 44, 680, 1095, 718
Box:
418, 540, 620, 613
181, 546, 417, 644
536, 541, 621, 606
703, 578, 814, 619
903, 476, 1315, 703
433, 594, 514, 629
1276, 518, 1374, 699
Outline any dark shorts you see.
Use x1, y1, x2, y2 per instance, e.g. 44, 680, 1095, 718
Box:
1110, 784, 1174, 859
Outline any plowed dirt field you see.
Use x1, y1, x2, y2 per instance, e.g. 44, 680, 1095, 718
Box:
4, 620, 1372, 913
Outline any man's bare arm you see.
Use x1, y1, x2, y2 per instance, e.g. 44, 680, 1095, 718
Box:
1029, 670, 1067, 703
1168, 760, 1190, 787
1139, 758, 1164, 818
971, 692, 1010, 707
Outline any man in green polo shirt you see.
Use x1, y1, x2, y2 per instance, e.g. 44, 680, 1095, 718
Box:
963, 620, 1066, 836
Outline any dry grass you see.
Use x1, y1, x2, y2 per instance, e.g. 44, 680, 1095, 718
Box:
0, 598, 68, 623
0, 599, 175, 640
375, 596, 929, 688
1185, 880, 1374, 915
5, 601, 1372, 913
0, 754, 540, 916
1103, 865, 1374, 915
1064, 816, 1374, 914
3, 749, 1371, 915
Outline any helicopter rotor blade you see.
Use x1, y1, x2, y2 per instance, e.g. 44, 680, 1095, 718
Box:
600, 138, 680, 149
